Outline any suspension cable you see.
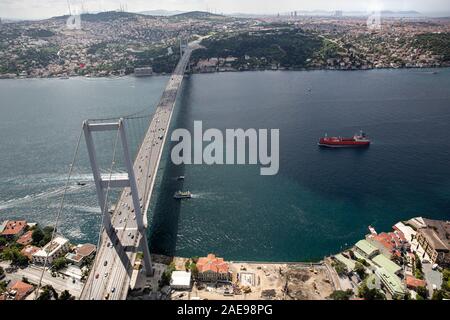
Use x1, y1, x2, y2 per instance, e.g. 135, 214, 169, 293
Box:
35, 128, 84, 299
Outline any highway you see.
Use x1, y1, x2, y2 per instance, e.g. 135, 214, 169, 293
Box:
79, 43, 195, 300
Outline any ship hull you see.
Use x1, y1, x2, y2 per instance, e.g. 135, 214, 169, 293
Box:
318, 142, 370, 148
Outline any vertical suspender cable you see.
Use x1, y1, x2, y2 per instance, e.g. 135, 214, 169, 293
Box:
35, 128, 84, 299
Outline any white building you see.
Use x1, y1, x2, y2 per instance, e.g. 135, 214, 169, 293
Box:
65, 243, 96, 266
170, 271, 192, 290
32, 235, 70, 265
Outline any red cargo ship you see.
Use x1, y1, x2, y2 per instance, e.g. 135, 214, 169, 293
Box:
318, 130, 370, 148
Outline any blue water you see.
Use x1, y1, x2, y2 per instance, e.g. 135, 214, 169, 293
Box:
1, 69, 450, 261
149, 69, 450, 261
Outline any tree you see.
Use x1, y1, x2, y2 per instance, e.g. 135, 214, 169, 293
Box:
390, 253, 404, 266
431, 268, 450, 300
332, 260, 348, 277
358, 282, 386, 300
416, 286, 428, 300
31, 228, 44, 245
0, 281, 7, 294
51, 257, 68, 271
348, 250, 356, 260
0, 236, 7, 246
432, 289, 450, 300
0, 266, 4, 277
185, 259, 191, 271
354, 262, 367, 280
190, 264, 198, 278
160, 262, 176, 288
329, 289, 353, 300
37, 285, 58, 300
1, 247, 28, 267
414, 254, 424, 280
32, 226, 54, 247
59, 290, 75, 300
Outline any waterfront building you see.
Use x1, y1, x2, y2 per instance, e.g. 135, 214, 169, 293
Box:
196, 253, 232, 282
65, 243, 96, 266
170, 271, 192, 290
32, 235, 70, 265
16, 230, 33, 246
372, 254, 402, 276
134, 67, 153, 77
375, 268, 406, 299
354, 240, 379, 260
367, 229, 410, 258
0, 220, 27, 239
415, 219, 450, 267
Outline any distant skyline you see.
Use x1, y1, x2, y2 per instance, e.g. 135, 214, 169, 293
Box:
1, 0, 450, 20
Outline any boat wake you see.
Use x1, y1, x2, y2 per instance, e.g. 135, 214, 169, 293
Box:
0, 185, 86, 210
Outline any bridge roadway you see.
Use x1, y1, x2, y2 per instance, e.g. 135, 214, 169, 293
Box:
80, 45, 193, 300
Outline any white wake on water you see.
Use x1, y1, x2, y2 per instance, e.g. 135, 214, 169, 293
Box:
0, 184, 88, 210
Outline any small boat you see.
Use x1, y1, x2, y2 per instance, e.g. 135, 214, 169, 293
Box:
174, 191, 192, 199
177, 176, 185, 181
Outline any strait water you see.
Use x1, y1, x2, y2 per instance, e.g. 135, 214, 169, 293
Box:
1, 69, 450, 262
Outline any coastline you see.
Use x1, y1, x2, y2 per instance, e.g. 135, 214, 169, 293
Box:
0, 65, 448, 80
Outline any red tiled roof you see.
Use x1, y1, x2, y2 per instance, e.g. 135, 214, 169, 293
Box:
197, 253, 229, 274
372, 230, 409, 253
406, 276, 427, 289
17, 230, 33, 245
76, 243, 96, 257
20, 245, 40, 260
9, 281, 34, 300
1, 220, 27, 236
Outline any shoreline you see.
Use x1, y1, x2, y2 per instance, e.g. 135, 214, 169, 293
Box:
0, 65, 448, 80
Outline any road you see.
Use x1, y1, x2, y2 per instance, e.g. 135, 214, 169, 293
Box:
79, 44, 194, 300
1, 262, 83, 297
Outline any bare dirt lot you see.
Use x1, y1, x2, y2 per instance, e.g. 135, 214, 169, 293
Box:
177, 262, 335, 300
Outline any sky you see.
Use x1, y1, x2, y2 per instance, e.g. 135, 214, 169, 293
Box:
0, 0, 449, 20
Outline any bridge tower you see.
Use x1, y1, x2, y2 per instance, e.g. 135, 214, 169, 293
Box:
179, 38, 189, 56
82, 118, 153, 276
179, 37, 190, 72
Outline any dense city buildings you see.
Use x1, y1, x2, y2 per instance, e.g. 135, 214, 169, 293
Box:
1, 12, 449, 78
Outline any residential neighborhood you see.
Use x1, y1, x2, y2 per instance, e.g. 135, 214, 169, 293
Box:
0, 219, 95, 300
330, 217, 449, 300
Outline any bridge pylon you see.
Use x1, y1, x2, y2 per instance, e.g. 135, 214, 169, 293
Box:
82, 118, 153, 276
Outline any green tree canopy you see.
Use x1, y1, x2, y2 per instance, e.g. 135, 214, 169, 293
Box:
37, 285, 58, 300
329, 289, 353, 300
51, 257, 68, 271
59, 290, 75, 300
358, 282, 386, 300
354, 262, 367, 280
31, 228, 44, 245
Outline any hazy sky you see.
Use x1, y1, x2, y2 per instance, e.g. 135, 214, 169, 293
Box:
1, 0, 449, 20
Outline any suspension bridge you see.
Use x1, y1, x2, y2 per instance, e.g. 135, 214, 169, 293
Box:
29, 38, 197, 300
76, 40, 194, 300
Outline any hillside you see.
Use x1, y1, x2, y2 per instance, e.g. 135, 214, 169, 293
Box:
171, 11, 225, 20
50, 11, 148, 22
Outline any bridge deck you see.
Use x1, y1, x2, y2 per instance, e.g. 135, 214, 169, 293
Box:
80, 47, 192, 300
